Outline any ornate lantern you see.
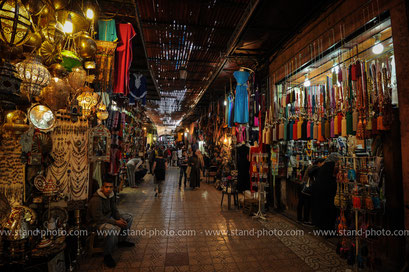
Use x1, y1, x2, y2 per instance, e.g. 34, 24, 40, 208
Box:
27, 104, 56, 131
0, 0, 32, 47
39, 40, 62, 66
96, 103, 108, 120
40, 77, 71, 111
75, 31, 97, 59
41, 21, 65, 45
15, 54, 51, 101
2, 109, 29, 135
76, 86, 99, 117
0, 61, 21, 95
67, 66, 86, 92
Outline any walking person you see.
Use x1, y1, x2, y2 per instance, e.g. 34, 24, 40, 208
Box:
148, 147, 156, 174
188, 150, 202, 190
172, 149, 178, 167
179, 150, 189, 188
152, 149, 167, 197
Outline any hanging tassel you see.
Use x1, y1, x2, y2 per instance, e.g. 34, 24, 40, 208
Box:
357, 118, 363, 139
334, 115, 338, 135
363, 118, 368, 139
278, 123, 283, 140
352, 109, 358, 133
321, 119, 326, 139
292, 120, 297, 140
318, 122, 324, 141
330, 117, 335, 138
372, 115, 379, 134
289, 120, 293, 140
297, 119, 302, 139
346, 111, 353, 135
366, 117, 372, 131
272, 125, 277, 142
342, 115, 347, 136
325, 119, 330, 139
313, 122, 318, 140
337, 112, 343, 134
283, 121, 288, 140
377, 114, 385, 130
307, 121, 311, 139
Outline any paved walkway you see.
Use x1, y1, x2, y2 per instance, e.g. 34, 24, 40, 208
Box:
80, 167, 347, 272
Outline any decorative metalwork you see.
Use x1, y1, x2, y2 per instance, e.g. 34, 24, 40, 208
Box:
76, 86, 99, 117
27, 104, 56, 131
15, 54, 51, 101
88, 124, 110, 162
0, 0, 31, 47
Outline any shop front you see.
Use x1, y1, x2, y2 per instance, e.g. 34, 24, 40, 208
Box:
0, 1, 150, 270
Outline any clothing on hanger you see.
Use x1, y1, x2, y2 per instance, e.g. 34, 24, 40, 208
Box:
98, 19, 118, 42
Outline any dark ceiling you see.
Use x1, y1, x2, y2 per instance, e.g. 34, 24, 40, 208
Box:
98, 0, 338, 128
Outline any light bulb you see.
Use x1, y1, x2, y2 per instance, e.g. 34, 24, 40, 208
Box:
224, 138, 227, 143
184, 132, 187, 137
304, 77, 311, 87
224, 100, 227, 106
86, 8, 94, 19
372, 43, 384, 55
63, 15, 73, 33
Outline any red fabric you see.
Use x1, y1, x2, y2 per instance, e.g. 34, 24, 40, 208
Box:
113, 23, 136, 95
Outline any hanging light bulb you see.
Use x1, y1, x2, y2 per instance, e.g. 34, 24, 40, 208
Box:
63, 14, 73, 33
303, 74, 311, 87
372, 34, 384, 55
86, 8, 94, 19
224, 100, 227, 106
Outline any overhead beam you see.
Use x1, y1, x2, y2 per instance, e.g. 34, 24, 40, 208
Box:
148, 57, 218, 64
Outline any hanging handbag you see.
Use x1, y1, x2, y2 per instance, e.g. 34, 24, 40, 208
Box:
301, 178, 313, 196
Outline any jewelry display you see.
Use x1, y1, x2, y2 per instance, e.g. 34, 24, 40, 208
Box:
45, 118, 89, 201
0, 136, 25, 206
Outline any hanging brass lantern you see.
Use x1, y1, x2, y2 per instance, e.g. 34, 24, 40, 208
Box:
0, 0, 32, 47
2, 109, 29, 135
23, 31, 43, 51
40, 77, 71, 111
15, 54, 51, 101
42, 20, 65, 45
96, 103, 108, 120
0, 61, 21, 95
67, 66, 86, 92
39, 40, 62, 66
48, 63, 67, 78
77, 86, 99, 117
75, 31, 97, 59
27, 104, 56, 131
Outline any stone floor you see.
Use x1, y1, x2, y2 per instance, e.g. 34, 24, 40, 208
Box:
79, 167, 348, 272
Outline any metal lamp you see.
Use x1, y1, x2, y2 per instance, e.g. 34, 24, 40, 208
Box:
0, 0, 32, 47
76, 86, 99, 117
15, 54, 51, 101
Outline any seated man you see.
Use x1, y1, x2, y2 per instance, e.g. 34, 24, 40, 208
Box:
87, 179, 134, 268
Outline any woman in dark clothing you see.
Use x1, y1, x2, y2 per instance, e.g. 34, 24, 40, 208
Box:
152, 149, 167, 197
188, 152, 201, 190
312, 153, 339, 231
297, 158, 324, 224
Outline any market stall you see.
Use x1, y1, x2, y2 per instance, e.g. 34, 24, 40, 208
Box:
0, 0, 150, 270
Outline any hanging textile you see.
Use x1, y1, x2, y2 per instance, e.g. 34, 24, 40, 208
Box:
129, 73, 147, 105
0, 136, 24, 206
236, 144, 250, 192
233, 70, 250, 124
46, 119, 89, 200
113, 23, 136, 95
95, 40, 117, 92
98, 19, 118, 42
